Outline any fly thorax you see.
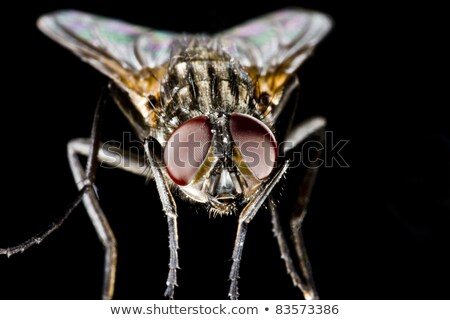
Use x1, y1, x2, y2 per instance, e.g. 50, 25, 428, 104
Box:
160, 45, 254, 128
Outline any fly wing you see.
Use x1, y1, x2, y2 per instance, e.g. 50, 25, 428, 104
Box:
38, 10, 183, 138
219, 8, 332, 76
218, 8, 332, 118
38, 10, 178, 96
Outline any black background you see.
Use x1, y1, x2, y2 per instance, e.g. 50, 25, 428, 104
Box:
0, 0, 449, 300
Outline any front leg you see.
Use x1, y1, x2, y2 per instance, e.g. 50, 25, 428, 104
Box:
228, 161, 290, 299
144, 138, 179, 299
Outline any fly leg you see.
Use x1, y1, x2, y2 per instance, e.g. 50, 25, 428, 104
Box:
0, 193, 85, 257
0, 89, 115, 296
144, 138, 179, 299
0, 88, 148, 299
228, 161, 290, 299
270, 116, 326, 299
68, 138, 147, 178
65, 87, 121, 300
0, 138, 146, 257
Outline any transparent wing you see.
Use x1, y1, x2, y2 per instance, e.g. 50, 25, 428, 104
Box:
218, 8, 332, 119
37, 10, 178, 94
219, 8, 333, 76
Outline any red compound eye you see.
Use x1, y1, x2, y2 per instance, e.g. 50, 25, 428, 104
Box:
164, 116, 212, 186
229, 113, 278, 179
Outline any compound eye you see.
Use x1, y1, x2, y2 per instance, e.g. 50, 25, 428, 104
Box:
229, 113, 278, 179
164, 116, 212, 186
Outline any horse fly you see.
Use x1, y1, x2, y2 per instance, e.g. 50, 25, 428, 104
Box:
0, 8, 332, 299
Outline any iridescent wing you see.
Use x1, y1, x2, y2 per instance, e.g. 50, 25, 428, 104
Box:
38, 10, 185, 138
218, 8, 333, 117
219, 8, 332, 75
38, 10, 178, 98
